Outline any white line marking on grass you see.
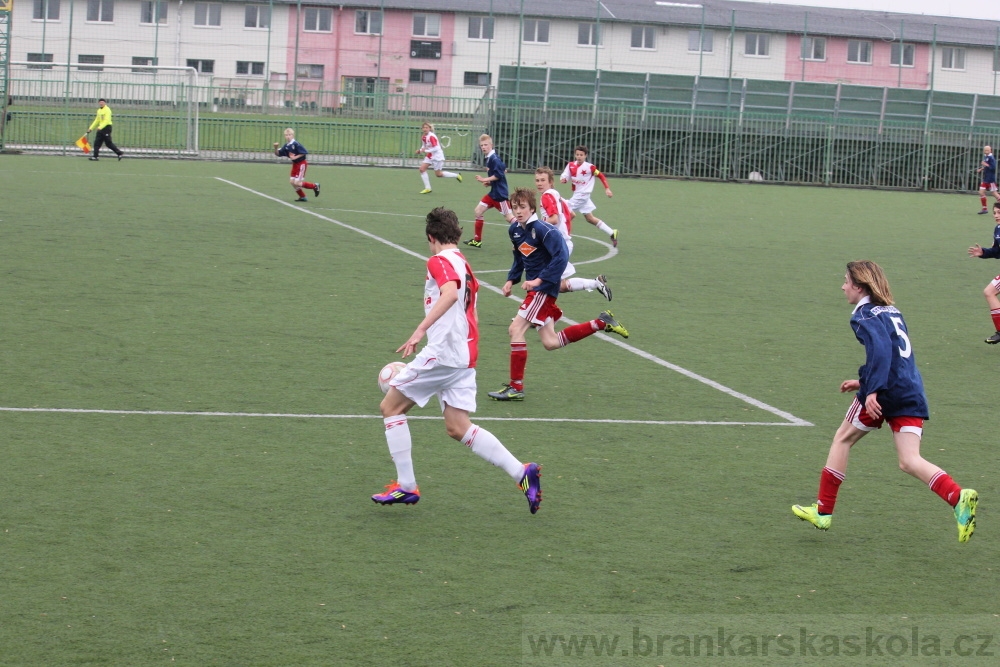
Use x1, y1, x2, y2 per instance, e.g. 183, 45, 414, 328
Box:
0, 407, 805, 426
216, 177, 812, 427
310, 205, 616, 272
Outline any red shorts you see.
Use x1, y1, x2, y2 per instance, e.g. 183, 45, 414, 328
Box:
516, 290, 562, 326
981, 182, 998, 192
846, 397, 923, 436
290, 160, 308, 181
480, 195, 511, 216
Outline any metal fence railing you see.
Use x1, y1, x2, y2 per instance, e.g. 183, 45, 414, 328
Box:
2, 73, 995, 192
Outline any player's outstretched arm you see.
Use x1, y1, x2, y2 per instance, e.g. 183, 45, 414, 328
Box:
840, 379, 860, 393
969, 244, 984, 257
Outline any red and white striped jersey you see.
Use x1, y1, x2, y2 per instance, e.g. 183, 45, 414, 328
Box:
540, 188, 573, 240
421, 248, 479, 368
420, 131, 446, 161
560, 160, 607, 196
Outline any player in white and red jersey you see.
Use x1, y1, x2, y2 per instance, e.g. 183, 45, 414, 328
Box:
560, 145, 618, 247
535, 167, 611, 301
415, 122, 462, 194
372, 207, 542, 514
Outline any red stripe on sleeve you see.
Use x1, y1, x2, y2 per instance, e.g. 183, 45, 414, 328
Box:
427, 255, 460, 288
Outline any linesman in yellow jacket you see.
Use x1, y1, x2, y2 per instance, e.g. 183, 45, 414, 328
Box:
86, 98, 124, 161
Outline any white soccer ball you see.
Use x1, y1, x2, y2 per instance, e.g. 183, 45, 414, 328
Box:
378, 361, 408, 394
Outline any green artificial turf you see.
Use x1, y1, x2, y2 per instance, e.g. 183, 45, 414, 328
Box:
1, 155, 996, 666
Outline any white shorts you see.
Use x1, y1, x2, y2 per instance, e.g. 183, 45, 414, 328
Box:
567, 193, 597, 214
390, 355, 477, 413
422, 156, 445, 171
561, 238, 576, 279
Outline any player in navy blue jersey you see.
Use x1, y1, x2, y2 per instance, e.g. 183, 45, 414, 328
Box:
464, 134, 513, 248
273, 128, 320, 202
487, 187, 629, 401
977, 145, 999, 214
792, 261, 977, 543
967, 201, 1000, 343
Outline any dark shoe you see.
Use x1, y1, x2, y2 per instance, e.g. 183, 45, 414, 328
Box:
985, 331, 1000, 344
88, 156, 99, 161
295, 197, 308, 202
117, 153, 124, 161
313, 183, 320, 197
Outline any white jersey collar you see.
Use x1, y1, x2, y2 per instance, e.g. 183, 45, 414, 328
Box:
852, 295, 871, 314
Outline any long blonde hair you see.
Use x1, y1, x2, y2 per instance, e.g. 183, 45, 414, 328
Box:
847, 260, 894, 306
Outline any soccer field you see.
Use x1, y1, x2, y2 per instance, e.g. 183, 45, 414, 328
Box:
1, 155, 996, 666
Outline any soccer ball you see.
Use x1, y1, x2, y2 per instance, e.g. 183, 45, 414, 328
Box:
378, 361, 407, 394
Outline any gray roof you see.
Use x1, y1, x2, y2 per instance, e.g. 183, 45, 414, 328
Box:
284, 0, 1000, 48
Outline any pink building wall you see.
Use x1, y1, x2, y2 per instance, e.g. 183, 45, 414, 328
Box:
784, 36, 930, 89
283, 8, 454, 95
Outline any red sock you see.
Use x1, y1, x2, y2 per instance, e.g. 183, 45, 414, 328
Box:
816, 466, 844, 514
928, 471, 963, 507
510, 342, 527, 390
296, 188, 306, 198
991, 308, 1000, 332
557, 319, 601, 347
982, 195, 988, 209
474, 218, 484, 241
303, 181, 316, 189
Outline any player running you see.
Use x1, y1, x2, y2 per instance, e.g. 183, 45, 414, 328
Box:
464, 134, 513, 248
967, 201, 1000, 343
487, 187, 629, 402
273, 128, 320, 202
535, 166, 611, 301
560, 145, 618, 247
792, 261, 977, 543
415, 122, 462, 194
372, 207, 542, 514
977, 145, 1000, 214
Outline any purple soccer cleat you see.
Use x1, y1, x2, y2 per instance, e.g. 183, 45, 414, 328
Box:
518, 463, 542, 514
371, 481, 420, 506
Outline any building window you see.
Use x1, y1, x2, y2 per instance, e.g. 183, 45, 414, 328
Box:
523, 19, 549, 44
745, 33, 769, 56
468, 16, 494, 40
245, 5, 270, 29
847, 40, 872, 64
303, 7, 331, 32
140, 1, 167, 24
578, 23, 602, 46
409, 69, 437, 84
193, 3, 221, 27
132, 56, 158, 72
78, 54, 105, 71
86, 0, 114, 23
236, 61, 265, 76
355, 10, 382, 34
800, 36, 826, 61
890, 43, 914, 67
296, 63, 324, 79
941, 47, 965, 70
33, 0, 60, 20
464, 71, 491, 86
26, 53, 54, 69
186, 58, 215, 74
630, 26, 655, 49
413, 14, 440, 37
688, 30, 713, 53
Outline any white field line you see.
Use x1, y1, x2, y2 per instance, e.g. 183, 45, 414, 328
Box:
217, 177, 812, 426
31, 176, 800, 429
0, 407, 800, 426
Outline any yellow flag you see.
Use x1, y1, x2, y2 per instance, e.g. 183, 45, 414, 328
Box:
75, 136, 91, 154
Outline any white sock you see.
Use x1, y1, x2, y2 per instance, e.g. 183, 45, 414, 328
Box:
421, 172, 431, 189
442, 171, 458, 178
594, 219, 613, 235
461, 424, 523, 480
566, 277, 598, 292
384, 415, 417, 491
